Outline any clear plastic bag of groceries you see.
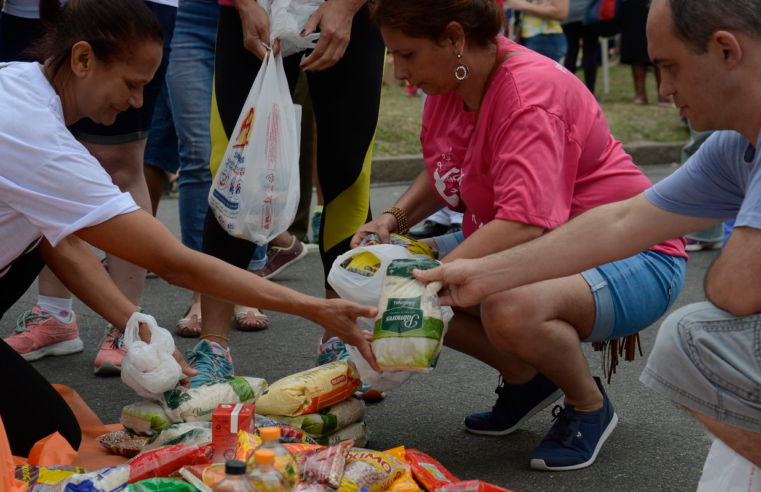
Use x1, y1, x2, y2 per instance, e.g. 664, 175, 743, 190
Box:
208, 52, 300, 245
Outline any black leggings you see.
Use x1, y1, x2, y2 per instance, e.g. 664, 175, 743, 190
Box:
206, 5, 385, 284
562, 22, 598, 95
0, 248, 82, 456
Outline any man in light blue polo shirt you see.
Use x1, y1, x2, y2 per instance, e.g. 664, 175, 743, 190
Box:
413, 0, 761, 467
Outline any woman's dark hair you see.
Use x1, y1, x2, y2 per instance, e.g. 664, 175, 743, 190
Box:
369, 0, 505, 47
33, 0, 163, 80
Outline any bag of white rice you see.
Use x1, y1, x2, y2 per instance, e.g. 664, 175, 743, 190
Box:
160, 376, 267, 423
372, 259, 452, 373
267, 396, 365, 437
314, 422, 368, 448
121, 401, 172, 436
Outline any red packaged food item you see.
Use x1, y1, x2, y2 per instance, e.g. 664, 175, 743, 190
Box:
183, 463, 227, 488
435, 480, 515, 492
293, 440, 353, 488
213, 403, 255, 463
405, 450, 458, 492
127, 444, 212, 483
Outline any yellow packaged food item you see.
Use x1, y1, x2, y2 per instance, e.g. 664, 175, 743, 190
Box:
235, 429, 262, 462
337, 448, 406, 492
256, 361, 362, 417
340, 251, 382, 278
384, 447, 423, 492
360, 234, 435, 259
15, 465, 88, 490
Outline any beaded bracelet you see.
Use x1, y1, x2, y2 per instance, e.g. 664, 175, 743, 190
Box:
381, 206, 410, 235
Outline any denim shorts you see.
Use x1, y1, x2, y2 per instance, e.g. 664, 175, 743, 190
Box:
641, 302, 761, 433
580, 250, 686, 343
521, 33, 569, 63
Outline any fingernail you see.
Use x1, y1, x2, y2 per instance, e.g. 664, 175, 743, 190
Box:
300, 29, 307, 35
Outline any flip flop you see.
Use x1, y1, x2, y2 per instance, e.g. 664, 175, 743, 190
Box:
234, 306, 270, 331
176, 314, 202, 337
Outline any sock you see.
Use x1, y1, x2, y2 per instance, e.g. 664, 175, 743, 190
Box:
313, 205, 323, 215
37, 295, 74, 323
209, 340, 230, 353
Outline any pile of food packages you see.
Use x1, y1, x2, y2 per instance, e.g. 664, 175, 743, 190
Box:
14, 235, 515, 492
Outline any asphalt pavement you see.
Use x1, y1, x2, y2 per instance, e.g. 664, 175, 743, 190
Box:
1, 164, 716, 492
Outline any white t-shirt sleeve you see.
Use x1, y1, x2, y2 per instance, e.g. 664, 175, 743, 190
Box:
4, 152, 139, 247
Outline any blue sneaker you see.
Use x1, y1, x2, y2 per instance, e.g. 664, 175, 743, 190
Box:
464, 373, 563, 435
186, 340, 234, 388
317, 337, 385, 401
530, 377, 618, 471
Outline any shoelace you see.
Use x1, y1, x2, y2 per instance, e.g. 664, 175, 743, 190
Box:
332, 344, 349, 361
185, 347, 229, 384
103, 326, 125, 351
547, 405, 583, 447
15, 310, 49, 333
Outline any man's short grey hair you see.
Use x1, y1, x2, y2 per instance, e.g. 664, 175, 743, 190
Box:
669, 0, 761, 53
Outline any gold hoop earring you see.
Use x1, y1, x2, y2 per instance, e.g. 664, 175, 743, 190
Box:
454, 53, 469, 82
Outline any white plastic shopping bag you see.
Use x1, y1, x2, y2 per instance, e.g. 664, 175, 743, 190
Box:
328, 244, 430, 307
697, 437, 761, 492
258, 0, 323, 58
121, 312, 183, 399
209, 52, 301, 245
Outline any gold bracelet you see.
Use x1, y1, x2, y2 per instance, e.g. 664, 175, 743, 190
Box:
381, 207, 410, 235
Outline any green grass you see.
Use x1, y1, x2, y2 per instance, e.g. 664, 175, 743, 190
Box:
373, 63, 689, 158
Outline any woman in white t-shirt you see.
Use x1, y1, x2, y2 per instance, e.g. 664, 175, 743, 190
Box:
0, 0, 378, 458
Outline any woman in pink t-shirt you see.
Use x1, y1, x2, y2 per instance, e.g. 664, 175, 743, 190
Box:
351, 0, 687, 471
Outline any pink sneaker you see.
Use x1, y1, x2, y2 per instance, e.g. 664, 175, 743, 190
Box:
94, 324, 127, 375
4, 307, 83, 362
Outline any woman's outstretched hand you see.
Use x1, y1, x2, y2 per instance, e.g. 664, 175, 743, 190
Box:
311, 298, 381, 373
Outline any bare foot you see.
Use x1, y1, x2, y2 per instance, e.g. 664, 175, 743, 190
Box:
633, 96, 648, 106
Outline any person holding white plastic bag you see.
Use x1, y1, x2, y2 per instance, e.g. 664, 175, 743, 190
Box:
194, 0, 387, 398
352, 0, 687, 471
0, 0, 379, 458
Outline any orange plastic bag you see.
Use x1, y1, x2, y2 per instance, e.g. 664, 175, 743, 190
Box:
10, 385, 129, 471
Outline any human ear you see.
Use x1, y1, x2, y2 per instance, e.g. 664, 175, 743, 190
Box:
442, 22, 466, 53
69, 41, 94, 79
712, 30, 742, 69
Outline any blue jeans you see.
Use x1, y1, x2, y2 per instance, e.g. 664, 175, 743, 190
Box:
641, 302, 761, 433
581, 251, 686, 342
144, 0, 220, 252
522, 33, 568, 63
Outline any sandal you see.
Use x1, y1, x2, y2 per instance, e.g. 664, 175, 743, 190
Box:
176, 313, 202, 337
234, 306, 270, 331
